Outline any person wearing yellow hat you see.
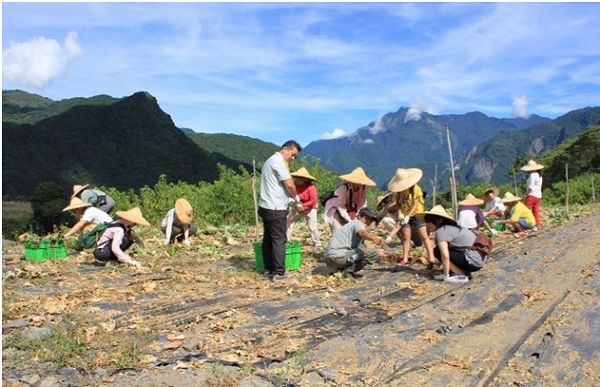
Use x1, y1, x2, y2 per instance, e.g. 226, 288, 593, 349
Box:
286, 168, 322, 248
71, 184, 116, 214
161, 199, 196, 246
387, 168, 435, 267
323, 167, 376, 232
495, 192, 536, 236
62, 197, 113, 238
421, 205, 486, 283
94, 207, 150, 267
521, 160, 544, 229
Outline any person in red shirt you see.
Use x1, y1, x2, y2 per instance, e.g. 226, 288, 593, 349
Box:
286, 167, 322, 248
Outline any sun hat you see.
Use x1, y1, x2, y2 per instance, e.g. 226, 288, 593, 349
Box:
175, 198, 193, 225
339, 167, 376, 187
290, 167, 316, 181
358, 207, 379, 223
376, 193, 394, 208
62, 197, 92, 212
387, 168, 423, 192
520, 160, 544, 172
71, 184, 90, 198
483, 186, 500, 197
116, 207, 150, 226
501, 192, 521, 204
459, 193, 484, 206
417, 205, 457, 225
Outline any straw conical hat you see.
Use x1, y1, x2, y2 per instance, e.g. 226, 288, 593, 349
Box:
71, 184, 90, 198
62, 197, 92, 212
339, 167, 376, 186
483, 186, 500, 198
175, 198, 193, 225
418, 205, 457, 224
387, 168, 423, 192
290, 167, 316, 181
460, 193, 484, 206
520, 160, 544, 172
116, 207, 150, 226
376, 192, 394, 208
501, 192, 521, 204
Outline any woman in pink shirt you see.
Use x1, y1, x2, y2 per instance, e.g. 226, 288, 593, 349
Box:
324, 167, 376, 232
94, 207, 150, 268
286, 167, 322, 248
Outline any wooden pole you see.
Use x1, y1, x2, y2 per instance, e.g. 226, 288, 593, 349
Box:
445, 123, 458, 217
432, 163, 438, 207
592, 175, 596, 205
565, 163, 569, 214
252, 157, 260, 242
513, 168, 519, 197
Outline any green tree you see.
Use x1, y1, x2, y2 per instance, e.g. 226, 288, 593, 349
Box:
30, 182, 73, 233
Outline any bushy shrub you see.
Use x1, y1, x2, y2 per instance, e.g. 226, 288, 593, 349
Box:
543, 173, 600, 206
30, 182, 73, 233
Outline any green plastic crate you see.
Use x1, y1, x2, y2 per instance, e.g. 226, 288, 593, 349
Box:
24, 240, 68, 262
253, 242, 302, 272
24, 244, 46, 262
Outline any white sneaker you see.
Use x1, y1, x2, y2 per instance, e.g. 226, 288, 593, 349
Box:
444, 275, 469, 283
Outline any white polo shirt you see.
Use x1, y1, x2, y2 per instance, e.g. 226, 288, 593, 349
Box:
258, 152, 291, 210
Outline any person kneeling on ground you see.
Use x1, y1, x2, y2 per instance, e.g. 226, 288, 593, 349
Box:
62, 197, 113, 238
323, 207, 388, 278
161, 198, 196, 245
94, 207, 149, 268
421, 205, 486, 283
496, 192, 536, 236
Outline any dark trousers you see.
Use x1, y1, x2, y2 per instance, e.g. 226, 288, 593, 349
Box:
433, 246, 481, 275
161, 224, 197, 243
94, 236, 133, 262
258, 207, 288, 275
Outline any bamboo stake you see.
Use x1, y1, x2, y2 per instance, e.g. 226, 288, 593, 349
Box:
432, 163, 438, 207
592, 175, 596, 205
513, 167, 519, 197
565, 163, 570, 214
252, 157, 260, 242
445, 123, 458, 217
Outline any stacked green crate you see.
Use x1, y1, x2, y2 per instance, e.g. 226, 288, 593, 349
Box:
253, 241, 303, 271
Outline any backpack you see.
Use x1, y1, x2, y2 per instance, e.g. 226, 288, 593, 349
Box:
78, 222, 109, 250
472, 232, 493, 257
319, 183, 349, 207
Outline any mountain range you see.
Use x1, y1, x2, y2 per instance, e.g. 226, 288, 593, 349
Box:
301, 106, 600, 189
2, 90, 270, 198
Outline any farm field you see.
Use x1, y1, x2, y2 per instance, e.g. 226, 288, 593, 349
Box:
2, 211, 600, 386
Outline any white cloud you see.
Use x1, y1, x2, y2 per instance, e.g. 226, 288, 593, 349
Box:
512, 95, 530, 118
405, 96, 437, 122
321, 128, 347, 139
3, 31, 82, 88
369, 115, 387, 134
362, 138, 375, 144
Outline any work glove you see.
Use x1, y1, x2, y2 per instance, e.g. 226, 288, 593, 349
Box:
129, 260, 142, 268
385, 236, 393, 244
400, 215, 410, 225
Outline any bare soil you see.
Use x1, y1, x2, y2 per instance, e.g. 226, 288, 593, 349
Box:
2, 212, 599, 386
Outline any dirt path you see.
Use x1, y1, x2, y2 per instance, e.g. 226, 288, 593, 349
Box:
3, 214, 599, 386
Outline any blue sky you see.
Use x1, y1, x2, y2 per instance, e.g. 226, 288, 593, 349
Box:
3, 2, 600, 146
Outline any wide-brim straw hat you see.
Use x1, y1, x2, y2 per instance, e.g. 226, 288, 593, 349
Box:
339, 167, 376, 187
116, 207, 150, 226
460, 193, 484, 206
521, 160, 544, 172
417, 205, 457, 225
377, 192, 394, 208
483, 186, 500, 198
501, 192, 521, 204
290, 167, 316, 181
175, 198, 193, 225
62, 197, 92, 212
387, 168, 423, 192
71, 184, 90, 198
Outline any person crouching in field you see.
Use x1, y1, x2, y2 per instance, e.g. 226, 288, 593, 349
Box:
387, 168, 436, 267
457, 193, 496, 236
286, 167, 322, 249
496, 192, 536, 236
482, 186, 505, 219
72, 184, 116, 214
323, 207, 388, 279
94, 207, 149, 268
161, 198, 196, 246
422, 205, 486, 283
62, 197, 113, 238
323, 167, 376, 232
521, 160, 544, 229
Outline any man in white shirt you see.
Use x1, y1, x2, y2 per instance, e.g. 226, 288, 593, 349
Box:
521, 160, 544, 228
258, 140, 303, 281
